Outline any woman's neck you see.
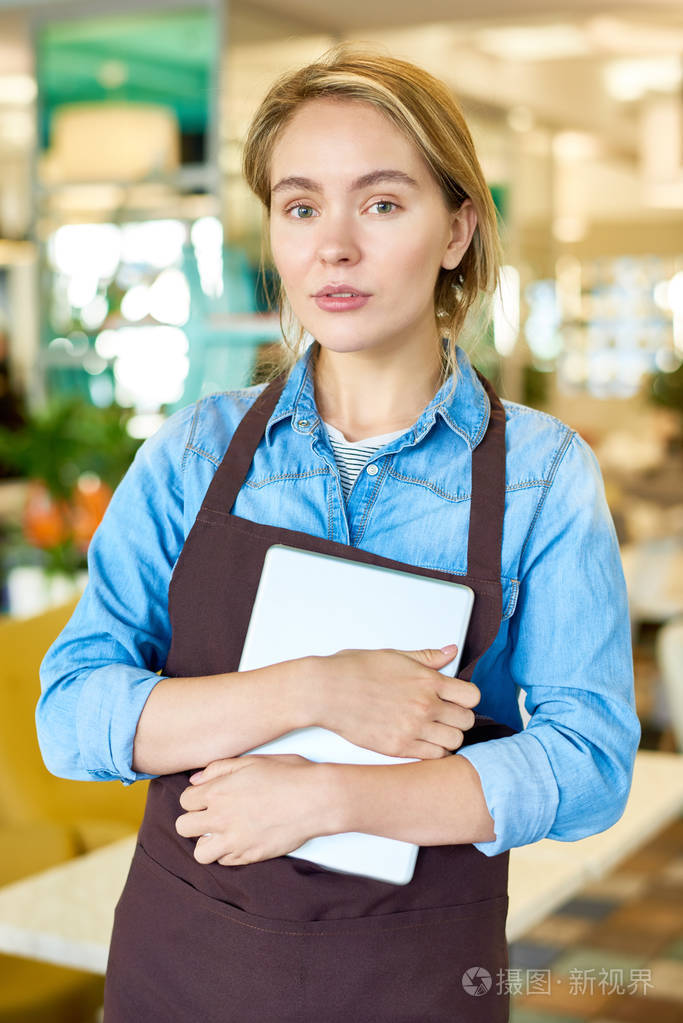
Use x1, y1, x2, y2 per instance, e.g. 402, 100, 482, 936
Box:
312, 340, 444, 442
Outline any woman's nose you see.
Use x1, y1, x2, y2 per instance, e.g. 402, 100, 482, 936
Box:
316, 218, 361, 265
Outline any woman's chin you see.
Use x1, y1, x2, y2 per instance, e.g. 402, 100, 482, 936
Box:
314, 338, 375, 356
309, 324, 399, 358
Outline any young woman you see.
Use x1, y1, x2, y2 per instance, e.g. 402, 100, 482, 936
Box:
38, 46, 639, 1022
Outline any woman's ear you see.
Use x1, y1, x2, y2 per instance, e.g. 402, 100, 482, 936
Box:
441, 199, 477, 271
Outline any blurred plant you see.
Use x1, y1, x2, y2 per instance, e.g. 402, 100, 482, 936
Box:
649, 363, 683, 444
522, 363, 551, 410
0, 399, 139, 497
0, 400, 141, 572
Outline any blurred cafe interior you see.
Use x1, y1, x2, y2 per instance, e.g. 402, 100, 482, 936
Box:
0, 0, 682, 1020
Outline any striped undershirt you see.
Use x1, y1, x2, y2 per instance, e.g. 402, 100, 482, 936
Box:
322, 420, 405, 501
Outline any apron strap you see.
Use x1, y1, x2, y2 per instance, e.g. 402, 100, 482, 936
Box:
457, 373, 506, 684
467, 373, 506, 583
201, 373, 288, 514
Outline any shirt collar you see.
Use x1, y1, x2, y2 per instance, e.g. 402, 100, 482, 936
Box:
264, 340, 491, 451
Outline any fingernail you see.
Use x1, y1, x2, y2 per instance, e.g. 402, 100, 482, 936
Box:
190, 771, 203, 783
440, 644, 458, 654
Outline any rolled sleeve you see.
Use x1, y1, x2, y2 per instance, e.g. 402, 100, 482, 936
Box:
461, 431, 639, 854
458, 731, 559, 854
37, 404, 195, 782
75, 664, 163, 783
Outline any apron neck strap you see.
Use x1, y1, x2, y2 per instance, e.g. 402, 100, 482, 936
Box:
202, 368, 506, 587
201, 373, 288, 514
467, 373, 506, 582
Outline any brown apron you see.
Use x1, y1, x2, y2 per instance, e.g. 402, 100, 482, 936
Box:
104, 367, 515, 1022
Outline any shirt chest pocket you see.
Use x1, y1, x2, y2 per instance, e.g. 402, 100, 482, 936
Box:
501, 576, 520, 621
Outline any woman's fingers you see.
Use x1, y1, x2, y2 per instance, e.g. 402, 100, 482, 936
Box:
314, 646, 483, 761
421, 720, 466, 752
434, 703, 476, 731
398, 646, 459, 669
179, 784, 210, 811
407, 739, 451, 759
190, 755, 252, 785
194, 834, 225, 865
175, 809, 210, 838
405, 703, 476, 757
439, 677, 481, 709
175, 809, 231, 864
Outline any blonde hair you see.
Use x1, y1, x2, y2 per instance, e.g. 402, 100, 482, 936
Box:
243, 44, 502, 384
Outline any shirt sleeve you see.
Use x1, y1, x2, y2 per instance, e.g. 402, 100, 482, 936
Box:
36, 403, 196, 784
458, 431, 640, 855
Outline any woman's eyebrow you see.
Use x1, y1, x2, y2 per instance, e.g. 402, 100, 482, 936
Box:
353, 169, 419, 190
271, 169, 419, 195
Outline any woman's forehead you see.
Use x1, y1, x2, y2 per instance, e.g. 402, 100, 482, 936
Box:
269, 98, 429, 189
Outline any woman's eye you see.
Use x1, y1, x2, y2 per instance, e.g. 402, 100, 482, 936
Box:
369, 200, 397, 214
288, 205, 316, 219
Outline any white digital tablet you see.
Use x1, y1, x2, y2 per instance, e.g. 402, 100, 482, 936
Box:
238, 544, 474, 885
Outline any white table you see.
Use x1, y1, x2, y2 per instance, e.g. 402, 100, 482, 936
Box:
507, 749, 683, 936
1, 751, 681, 974
621, 538, 683, 624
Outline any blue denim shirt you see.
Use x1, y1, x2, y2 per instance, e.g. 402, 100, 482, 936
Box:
38, 344, 639, 856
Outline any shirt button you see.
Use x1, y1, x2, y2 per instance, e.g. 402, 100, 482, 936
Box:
366, 464, 379, 476
298, 419, 309, 428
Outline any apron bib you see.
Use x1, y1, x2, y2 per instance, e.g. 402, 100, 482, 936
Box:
104, 368, 515, 1022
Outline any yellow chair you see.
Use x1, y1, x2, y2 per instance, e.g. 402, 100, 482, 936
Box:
0, 951, 104, 1023
0, 600, 148, 1022
0, 600, 147, 851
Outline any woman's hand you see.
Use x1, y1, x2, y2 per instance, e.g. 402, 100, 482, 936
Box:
175, 754, 335, 866
310, 646, 480, 760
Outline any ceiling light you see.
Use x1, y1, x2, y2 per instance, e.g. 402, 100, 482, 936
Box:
121, 285, 150, 322
0, 110, 33, 146
476, 25, 591, 62
120, 220, 186, 268
553, 132, 601, 162
645, 182, 683, 209
148, 269, 190, 326
604, 57, 682, 102
493, 266, 520, 357
589, 17, 683, 57
49, 224, 121, 279
0, 75, 37, 105
553, 217, 587, 243
97, 60, 128, 90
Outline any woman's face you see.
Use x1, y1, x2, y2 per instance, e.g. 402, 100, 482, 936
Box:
269, 98, 476, 362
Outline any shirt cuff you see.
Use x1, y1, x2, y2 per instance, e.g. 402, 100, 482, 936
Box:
457, 731, 559, 855
76, 664, 164, 783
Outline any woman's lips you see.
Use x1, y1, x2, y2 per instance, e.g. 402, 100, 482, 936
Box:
313, 292, 370, 312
